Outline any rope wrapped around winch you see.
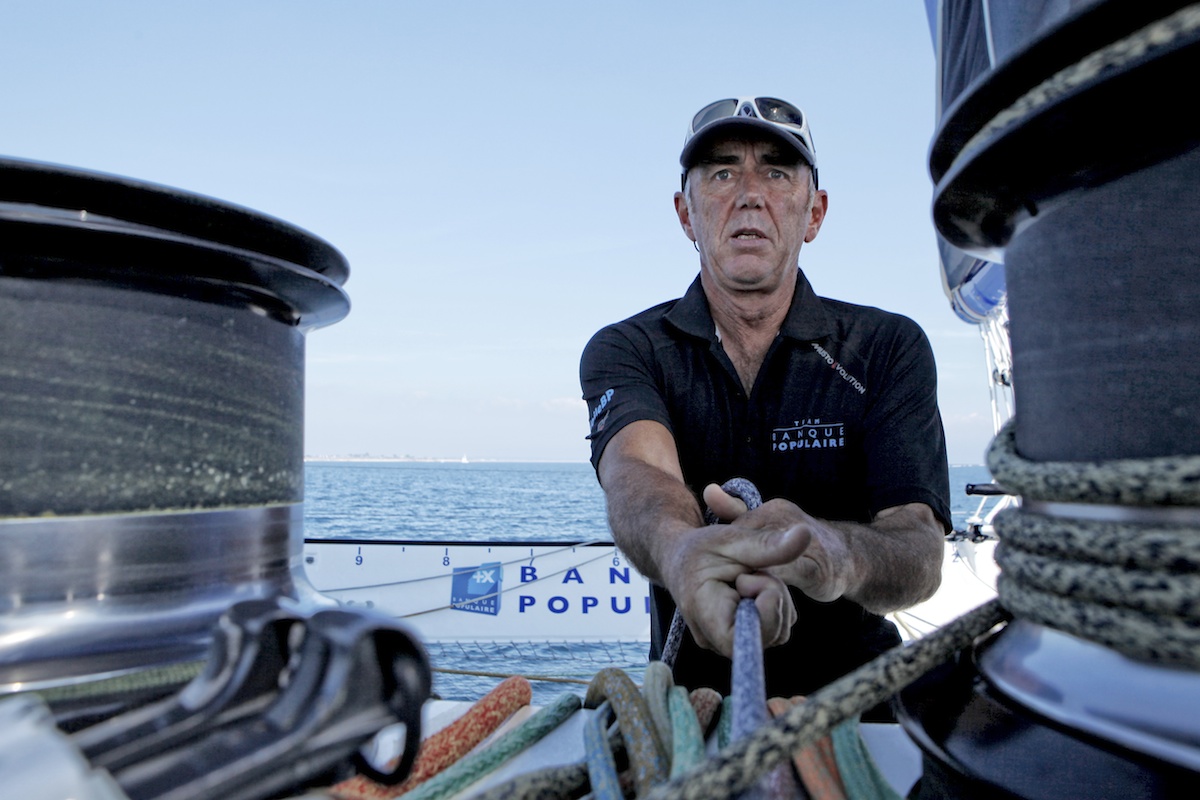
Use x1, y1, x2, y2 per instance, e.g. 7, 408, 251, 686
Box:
987, 419, 1200, 669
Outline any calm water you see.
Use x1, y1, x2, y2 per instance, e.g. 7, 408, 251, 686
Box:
302, 461, 996, 702
303, 461, 994, 543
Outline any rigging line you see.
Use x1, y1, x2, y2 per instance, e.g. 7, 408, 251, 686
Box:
950, 542, 1000, 592
888, 611, 922, 641
892, 609, 945, 633
430, 666, 591, 686
313, 539, 609, 592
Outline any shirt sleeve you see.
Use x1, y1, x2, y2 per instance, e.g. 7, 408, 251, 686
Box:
861, 317, 953, 531
579, 322, 674, 473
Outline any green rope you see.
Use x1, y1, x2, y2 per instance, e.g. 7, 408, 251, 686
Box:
717, 695, 733, 749
642, 661, 674, 757
830, 718, 902, 800
400, 693, 581, 800
667, 686, 706, 779
31, 660, 205, 704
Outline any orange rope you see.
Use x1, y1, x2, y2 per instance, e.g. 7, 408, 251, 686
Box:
767, 696, 847, 800
332, 675, 532, 800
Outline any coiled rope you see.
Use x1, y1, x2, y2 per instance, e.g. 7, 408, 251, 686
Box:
582, 667, 668, 796
643, 599, 1007, 800
987, 420, 1200, 668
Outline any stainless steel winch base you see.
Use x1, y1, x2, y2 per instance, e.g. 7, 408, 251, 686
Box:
0, 504, 331, 693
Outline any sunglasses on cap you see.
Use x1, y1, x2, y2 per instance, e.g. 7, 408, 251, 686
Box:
684, 96, 817, 186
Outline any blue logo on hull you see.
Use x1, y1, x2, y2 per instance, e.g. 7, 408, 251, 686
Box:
450, 562, 502, 616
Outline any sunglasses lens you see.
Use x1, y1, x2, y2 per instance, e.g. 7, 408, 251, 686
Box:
690, 99, 738, 133
755, 97, 806, 129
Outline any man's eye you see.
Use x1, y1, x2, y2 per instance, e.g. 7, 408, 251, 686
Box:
714, 169, 732, 180
768, 169, 786, 179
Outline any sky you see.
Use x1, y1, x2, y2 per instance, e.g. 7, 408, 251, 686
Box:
3, 1, 998, 465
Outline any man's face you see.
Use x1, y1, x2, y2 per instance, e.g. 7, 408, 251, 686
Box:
675, 137, 827, 297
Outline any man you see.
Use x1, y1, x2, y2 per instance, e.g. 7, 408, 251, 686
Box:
580, 96, 951, 699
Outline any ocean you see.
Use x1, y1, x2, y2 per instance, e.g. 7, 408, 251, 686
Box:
302, 461, 996, 703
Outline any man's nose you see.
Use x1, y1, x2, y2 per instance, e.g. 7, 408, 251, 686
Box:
737, 172, 766, 207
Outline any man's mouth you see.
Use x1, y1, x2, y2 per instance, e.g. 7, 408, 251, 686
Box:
732, 228, 766, 240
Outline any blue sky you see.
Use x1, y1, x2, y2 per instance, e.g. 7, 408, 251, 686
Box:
3, 1, 997, 464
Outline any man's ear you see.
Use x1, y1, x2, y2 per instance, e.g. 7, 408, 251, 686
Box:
675, 190, 696, 242
805, 189, 829, 243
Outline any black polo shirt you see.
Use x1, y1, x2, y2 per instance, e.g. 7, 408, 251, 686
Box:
580, 270, 951, 697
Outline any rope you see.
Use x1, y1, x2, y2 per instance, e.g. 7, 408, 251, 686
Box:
767, 697, 840, 800
584, 701, 623, 800
31, 660, 205, 704
731, 597, 799, 800
642, 599, 1008, 800
688, 687, 723, 737
829, 719, 902, 800
399, 693, 581, 800
465, 685, 724, 800
952, 4, 1200, 175
463, 759, 593, 800
431, 667, 591, 686
642, 661, 674, 756
987, 419, 1200, 668
716, 695, 734, 749
668, 686, 706, 778
464, 721, 627, 800
730, 599, 768, 740
987, 420, 1200, 506
583, 668, 668, 796
331, 675, 531, 800
660, 614, 687, 671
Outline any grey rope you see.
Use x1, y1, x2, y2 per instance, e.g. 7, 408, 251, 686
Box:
988, 419, 1200, 668
987, 421, 1200, 506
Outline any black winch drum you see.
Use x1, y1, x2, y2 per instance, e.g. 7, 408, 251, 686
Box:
900, 2, 1200, 796
0, 157, 350, 693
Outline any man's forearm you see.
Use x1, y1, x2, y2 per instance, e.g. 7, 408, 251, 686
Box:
827, 504, 944, 614
602, 459, 703, 587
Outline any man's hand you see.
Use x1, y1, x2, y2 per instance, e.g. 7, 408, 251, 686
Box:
702, 490, 859, 603
692, 484, 945, 616
657, 519, 806, 658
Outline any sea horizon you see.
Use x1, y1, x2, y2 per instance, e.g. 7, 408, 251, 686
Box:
305, 456, 988, 468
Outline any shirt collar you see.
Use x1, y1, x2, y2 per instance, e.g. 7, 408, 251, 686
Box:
665, 270, 834, 342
